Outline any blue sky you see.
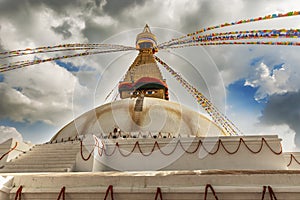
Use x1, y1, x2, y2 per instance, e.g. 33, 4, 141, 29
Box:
0, 74, 4, 82
0, 119, 58, 143
227, 79, 263, 112
1, 0, 300, 151
55, 60, 81, 72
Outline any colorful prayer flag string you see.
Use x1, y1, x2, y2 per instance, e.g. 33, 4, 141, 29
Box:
0, 43, 135, 56
159, 29, 300, 49
163, 41, 300, 50
0, 44, 136, 59
0, 47, 135, 73
158, 11, 300, 48
154, 56, 242, 136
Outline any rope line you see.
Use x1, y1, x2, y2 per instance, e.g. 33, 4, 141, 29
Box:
204, 184, 219, 200
14, 185, 23, 200
56, 186, 66, 200
104, 185, 114, 200
155, 187, 163, 200
80, 137, 282, 161
261, 186, 278, 200
0, 141, 18, 160
287, 154, 300, 167
80, 140, 94, 161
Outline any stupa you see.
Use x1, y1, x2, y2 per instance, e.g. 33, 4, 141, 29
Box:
1, 25, 300, 200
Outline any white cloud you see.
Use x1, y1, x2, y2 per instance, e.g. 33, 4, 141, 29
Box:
249, 124, 298, 152
0, 0, 300, 147
0, 4, 87, 50
1, 62, 88, 126
92, 15, 118, 27
0, 126, 23, 144
245, 62, 287, 100
243, 51, 300, 101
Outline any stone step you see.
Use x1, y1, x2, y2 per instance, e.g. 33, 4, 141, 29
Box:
3, 163, 73, 169
30, 147, 80, 152
1, 141, 80, 174
10, 159, 76, 165
26, 150, 79, 155
7, 160, 76, 165
15, 161, 76, 166
14, 154, 78, 159
30, 144, 80, 148
23, 151, 79, 157
11, 160, 76, 165
33, 142, 80, 147
18, 156, 78, 161
33, 149, 81, 153
23, 148, 79, 153
27, 146, 79, 151
1, 167, 70, 173
32, 143, 80, 148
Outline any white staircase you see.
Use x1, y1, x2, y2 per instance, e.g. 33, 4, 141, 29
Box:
6, 171, 300, 200
0, 141, 80, 173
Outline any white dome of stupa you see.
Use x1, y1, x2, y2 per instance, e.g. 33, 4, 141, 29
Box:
51, 97, 225, 142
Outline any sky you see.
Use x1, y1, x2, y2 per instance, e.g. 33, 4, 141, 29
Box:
0, 0, 300, 151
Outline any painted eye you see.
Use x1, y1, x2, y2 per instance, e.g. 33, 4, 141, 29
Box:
146, 90, 155, 95
131, 91, 139, 95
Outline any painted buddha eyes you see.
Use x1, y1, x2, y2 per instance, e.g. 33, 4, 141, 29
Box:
130, 91, 140, 95
129, 90, 156, 95
146, 90, 156, 95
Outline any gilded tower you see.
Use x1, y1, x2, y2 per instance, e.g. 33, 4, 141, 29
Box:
118, 25, 169, 100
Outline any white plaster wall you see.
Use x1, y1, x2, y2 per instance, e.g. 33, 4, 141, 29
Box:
7, 171, 300, 200
0, 138, 32, 167
7, 139, 32, 162
284, 152, 300, 170
75, 149, 94, 172
89, 135, 286, 171
0, 176, 13, 200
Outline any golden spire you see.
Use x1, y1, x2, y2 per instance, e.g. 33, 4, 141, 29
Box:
136, 24, 157, 50
143, 24, 151, 33
119, 25, 168, 100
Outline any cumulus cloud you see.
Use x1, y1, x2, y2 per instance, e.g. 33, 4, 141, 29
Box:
0, 0, 82, 17
102, 0, 147, 16
240, 46, 300, 101
0, 62, 88, 126
0, 126, 23, 144
51, 21, 72, 39
245, 62, 290, 100
0, 0, 300, 147
260, 91, 300, 147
